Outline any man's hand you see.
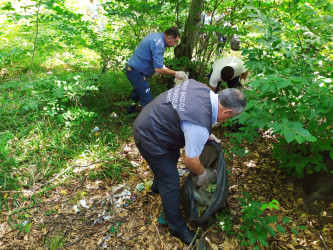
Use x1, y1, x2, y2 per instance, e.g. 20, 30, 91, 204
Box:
175, 71, 188, 80
209, 134, 221, 143
197, 169, 210, 186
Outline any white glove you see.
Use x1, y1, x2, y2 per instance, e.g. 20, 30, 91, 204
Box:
175, 71, 188, 80
197, 169, 209, 187
209, 134, 221, 143
174, 78, 184, 86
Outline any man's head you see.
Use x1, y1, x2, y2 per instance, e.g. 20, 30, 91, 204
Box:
221, 66, 234, 82
217, 88, 246, 122
164, 26, 180, 47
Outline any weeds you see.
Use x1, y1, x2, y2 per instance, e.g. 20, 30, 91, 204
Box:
45, 231, 66, 249
0, 70, 138, 227
237, 192, 282, 248
217, 192, 307, 249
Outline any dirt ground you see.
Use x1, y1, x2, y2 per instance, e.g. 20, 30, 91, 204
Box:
1, 128, 332, 249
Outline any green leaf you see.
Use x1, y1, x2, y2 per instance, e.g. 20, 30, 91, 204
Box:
272, 40, 281, 48
306, 135, 317, 142
309, 110, 318, 120
257, 236, 268, 247
292, 0, 300, 5
261, 204, 268, 211
276, 79, 292, 89
248, 53, 258, 59
293, 126, 312, 137
266, 216, 277, 224
282, 129, 297, 143
282, 217, 290, 224
235, 133, 243, 144
295, 135, 305, 144
249, 236, 257, 245
269, 200, 279, 210
110, 226, 116, 233
244, 5, 256, 10
325, 15, 333, 24
248, 13, 259, 18
298, 225, 306, 230
269, 123, 283, 133
291, 228, 298, 234
25, 223, 32, 233
238, 197, 246, 205
267, 226, 276, 237
276, 225, 286, 234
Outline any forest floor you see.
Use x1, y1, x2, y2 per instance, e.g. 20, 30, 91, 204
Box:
0, 127, 332, 249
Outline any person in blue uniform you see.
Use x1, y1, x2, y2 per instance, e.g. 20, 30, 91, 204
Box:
133, 79, 246, 244
126, 26, 187, 113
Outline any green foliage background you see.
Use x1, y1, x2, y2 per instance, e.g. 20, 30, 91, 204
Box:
0, 0, 332, 219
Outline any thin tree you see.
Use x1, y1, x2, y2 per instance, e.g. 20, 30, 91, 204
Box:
174, 0, 204, 60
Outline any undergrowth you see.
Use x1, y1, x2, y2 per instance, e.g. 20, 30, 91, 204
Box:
0, 68, 162, 219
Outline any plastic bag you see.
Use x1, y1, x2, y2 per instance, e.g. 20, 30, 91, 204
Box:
180, 140, 229, 224
230, 34, 241, 51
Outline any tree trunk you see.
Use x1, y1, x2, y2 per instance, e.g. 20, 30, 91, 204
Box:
174, 0, 204, 60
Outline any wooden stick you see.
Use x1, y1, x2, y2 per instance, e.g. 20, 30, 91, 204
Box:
187, 227, 200, 249
318, 232, 328, 250
155, 224, 166, 250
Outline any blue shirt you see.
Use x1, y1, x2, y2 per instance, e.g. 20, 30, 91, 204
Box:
180, 91, 218, 158
128, 32, 166, 77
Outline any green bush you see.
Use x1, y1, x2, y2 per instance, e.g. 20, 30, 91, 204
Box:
237, 193, 282, 249
227, 1, 332, 177
216, 193, 289, 249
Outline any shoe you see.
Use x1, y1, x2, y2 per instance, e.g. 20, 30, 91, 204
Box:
127, 105, 136, 114
150, 187, 159, 194
151, 182, 159, 194
171, 227, 196, 245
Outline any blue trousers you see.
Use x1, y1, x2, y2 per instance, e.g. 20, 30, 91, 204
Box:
125, 66, 153, 108
135, 142, 188, 233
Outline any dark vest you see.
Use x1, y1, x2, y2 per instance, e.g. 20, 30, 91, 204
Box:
134, 79, 213, 156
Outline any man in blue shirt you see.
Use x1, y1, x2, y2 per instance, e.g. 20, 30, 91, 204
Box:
133, 80, 246, 244
126, 27, 187, 113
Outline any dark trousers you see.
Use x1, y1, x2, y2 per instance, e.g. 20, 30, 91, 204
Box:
125, 66, 153, 108
135, 142, 188, 233
207, 69, 241, 93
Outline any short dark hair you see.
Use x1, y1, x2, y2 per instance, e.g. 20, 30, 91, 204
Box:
164, 26, 180, 39
218, 88, 246, 115
221, 66, 234, 82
